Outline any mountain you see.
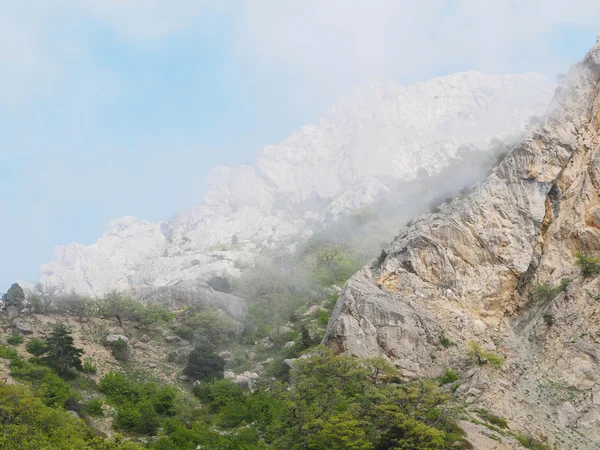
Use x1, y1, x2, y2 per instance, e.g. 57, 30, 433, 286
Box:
324, 39, 600, 447
39, 72, 554, 296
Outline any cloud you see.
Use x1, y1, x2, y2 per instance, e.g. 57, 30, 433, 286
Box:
1, 0, 599, 106
236, 0, 600, 95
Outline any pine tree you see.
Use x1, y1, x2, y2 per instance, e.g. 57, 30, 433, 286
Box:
43, 324, 84, 375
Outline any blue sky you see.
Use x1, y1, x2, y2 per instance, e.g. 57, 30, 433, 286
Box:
1, 1, 599, 289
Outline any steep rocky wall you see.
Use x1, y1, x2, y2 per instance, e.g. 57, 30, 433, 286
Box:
324, 39, 600, 448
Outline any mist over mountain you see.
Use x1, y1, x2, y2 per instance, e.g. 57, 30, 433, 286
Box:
39, 71, 554, 296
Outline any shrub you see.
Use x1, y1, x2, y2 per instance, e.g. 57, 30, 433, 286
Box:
84, 397, 104, 417
111, 338, 130, 362
515, 434, 551, 450
439, 369, 459, 385
542, 313, 554, 327
26, 338, 48, 356
0, 345, 18, 359
466, 341, 504, 368
574, 252, 600, 277
475, 409, 508, 429
439, 335, 453, 348
114, 403, 142, 431
99, 372, 140, 404
7, 332, 24, 345
183, 345, 225, 382
373, 250, 388, 269
82, 357, 97, 373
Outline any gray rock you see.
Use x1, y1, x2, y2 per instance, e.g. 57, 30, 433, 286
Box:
133, 342, 149, 350
13, 319, 34, 334
233, 372, 260, 389
178, 375, 189, 382
147, 362, 157, 369
104, 334, 129, 344
283, 358, 297, 369
164, 335, 181, 344
218, 351, 234, 361
5, 307, 19, 320
140, 334, 151, 343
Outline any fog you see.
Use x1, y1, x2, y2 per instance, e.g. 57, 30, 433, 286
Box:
0, 1, 599, 289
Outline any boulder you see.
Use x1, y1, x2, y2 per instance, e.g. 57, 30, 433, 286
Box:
164, 335, 181, 344
233, 371, 260, 389
140, 334, 151, 343
147, 362, 157, 369
5, 307, 19, 320
104, 334, 129, 344
133, 342, 149, 350
283, 358, 297, 369
13, 319, 34, 334
218, 351, 234, 361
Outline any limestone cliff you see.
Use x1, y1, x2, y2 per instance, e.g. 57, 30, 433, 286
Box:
324, 39, 600, 448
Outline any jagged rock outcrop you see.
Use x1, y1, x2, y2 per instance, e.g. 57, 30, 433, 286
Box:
324, 39, 600, 448
39, 73, 554, 297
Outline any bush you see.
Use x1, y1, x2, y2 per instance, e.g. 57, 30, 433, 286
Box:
82, 357, 97, 373
439, 369, 459, 385
574, 252, 600, 277
183, 345, 225, 382
475, 409, 508, 429
542, 313, 554, 327
373, 250, 388, 269
0, 345, 18, 359
466, 341, 504, 368
7, 332, 24, 345
111, 338, 130, 362
439, 335, 453, 348
26, 338, 48, 356
85, 397, 104, 417
99, 372, 141, 404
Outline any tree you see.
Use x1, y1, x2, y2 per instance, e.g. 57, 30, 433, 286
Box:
2, 283, 25, 309
183, 344, 225, 382
35, 282, 64, 313
43, 324, 84, 375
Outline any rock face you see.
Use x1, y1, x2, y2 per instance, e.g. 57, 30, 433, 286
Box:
324, 40, 600, 448
39, 73, 553, 297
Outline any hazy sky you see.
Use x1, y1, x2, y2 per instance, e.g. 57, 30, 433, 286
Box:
1, 1, 600, 289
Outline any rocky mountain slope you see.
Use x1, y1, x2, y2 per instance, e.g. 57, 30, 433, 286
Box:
324, 39, 600, 448
39, 72, 554, 297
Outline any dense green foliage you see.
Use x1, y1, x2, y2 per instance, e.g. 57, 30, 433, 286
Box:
0, 383, 144, 450
154, 347, 469, 450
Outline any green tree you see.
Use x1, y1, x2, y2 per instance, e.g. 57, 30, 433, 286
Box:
43, 324, 84, 375
183, 344, 225, 382
2, 283, 25, 309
